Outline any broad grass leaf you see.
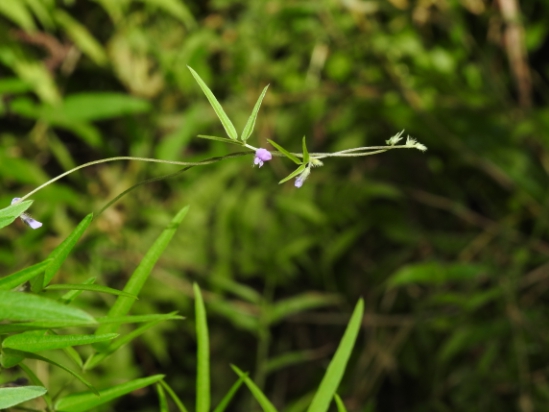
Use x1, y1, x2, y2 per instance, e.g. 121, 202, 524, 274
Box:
3, 333, 118, 352
306, 299, 364, 412
0, 291, 95, 324
194, 284, 210, 412
92, 205, 189, 351
0, 260, 51, 290
231, 365, 278, 412
55, 375, 165, 412
0, 386, 47, 409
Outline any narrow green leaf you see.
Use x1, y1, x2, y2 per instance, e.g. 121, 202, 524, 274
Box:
230, 365, 278, 412
3, 333, 118, 352
159, 380, 190, 412
45, 283, 138, 299
93, 205, 189, 351
0, 291, 96, 323
0, 200, 33, 230
241, 85, 269, 142
302, 136, 310, 164
0, 0, 36, 31
334, 394, 348, 412
197, 134, 245, 146
187, 66, 238, 140
42, 213, 93, 289
212, 375, 246, 412
157, 384, 169, 412
0, 260, 51, 290
267, 139, 302, 165
194, 283, 210, 412
278, 164, 307, 184
0, 386, 47, 409
55, 375, 165, 412
95, 312, 183, 325
306, 299, 364, 412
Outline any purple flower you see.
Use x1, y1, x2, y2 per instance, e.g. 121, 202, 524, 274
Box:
11, 197, 43, 229
295, 176, 305, 188
254, 148, 272, 168
294, 168, 310, 188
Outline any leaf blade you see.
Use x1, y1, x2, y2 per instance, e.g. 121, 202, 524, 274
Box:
241, 85, 269, 142
194, 283, 210, 412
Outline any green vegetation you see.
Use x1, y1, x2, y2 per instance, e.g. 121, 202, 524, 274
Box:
1, 0, 548, 411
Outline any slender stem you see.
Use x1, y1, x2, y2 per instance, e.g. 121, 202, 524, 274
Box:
18, 152, 251, 202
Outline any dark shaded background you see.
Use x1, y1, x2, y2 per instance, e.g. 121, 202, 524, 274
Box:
1, 0, 549, 410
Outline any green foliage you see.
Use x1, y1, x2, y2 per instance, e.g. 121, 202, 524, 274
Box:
2, 0, 549, 410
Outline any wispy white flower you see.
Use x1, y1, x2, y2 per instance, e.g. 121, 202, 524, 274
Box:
405, 136, 427, 152
11, 198, 42, 229
386, 130, 405, 146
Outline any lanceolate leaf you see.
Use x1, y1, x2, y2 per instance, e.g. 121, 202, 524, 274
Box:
187, 66, 238, 140
55, 375, 165, 412
212, 375, 246, 412
302, 136, 310, 164
241, 85, 269, 142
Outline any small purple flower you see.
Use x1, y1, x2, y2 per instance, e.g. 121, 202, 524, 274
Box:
294, 168, 310, 188
11, 197, 43, 229
295, 176, 305, 188
254, 148, 272, 168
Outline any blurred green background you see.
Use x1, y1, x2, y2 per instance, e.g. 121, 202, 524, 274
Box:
1, 0, 549, 410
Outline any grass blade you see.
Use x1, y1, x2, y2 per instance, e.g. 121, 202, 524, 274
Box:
212, 374, 246, 412
241, 85, 269, 142
334, 394, 348, 412
302, 136, 310, 164
0, 291, 95, 324
159, 380, 190, 412
41, 213, 93, 290
157, 383, 169, 412
197, 134, 244, 146
55, 375, 164, 412
93, 205, 189, 351
0, 260, 51, 290
306, 299, 364, 412
194, 283, 210, 412
231, 365, 278, 412
188, 66, 238, 140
